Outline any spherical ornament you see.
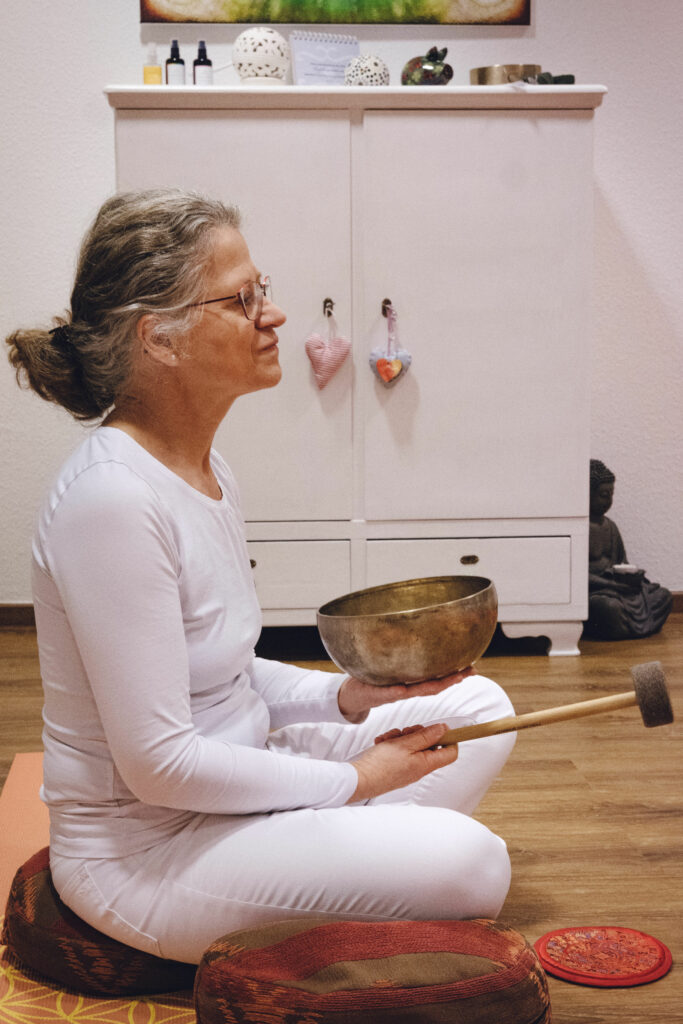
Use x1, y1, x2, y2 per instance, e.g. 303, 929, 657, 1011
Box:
233, 27, 290, 84
344, 55, 390, 87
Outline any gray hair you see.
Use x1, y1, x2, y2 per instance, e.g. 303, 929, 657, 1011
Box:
5, 188, 241, 420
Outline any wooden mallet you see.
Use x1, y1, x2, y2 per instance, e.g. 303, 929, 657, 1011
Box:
439, 661, 673, 746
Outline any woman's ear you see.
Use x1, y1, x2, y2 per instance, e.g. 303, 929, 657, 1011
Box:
136, 314, 179, 366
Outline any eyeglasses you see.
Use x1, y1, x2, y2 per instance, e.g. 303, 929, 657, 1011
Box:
190, 276, 272, 321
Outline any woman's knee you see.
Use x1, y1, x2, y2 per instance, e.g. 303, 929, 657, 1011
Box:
466, 828, 512, 917
423, 672, 514, 724
466, 673, 515, 719
435, 822, 512, 919
379, 807, 512, 920
437, 674, 517, 753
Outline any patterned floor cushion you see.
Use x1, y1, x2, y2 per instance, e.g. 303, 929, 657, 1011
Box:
194, 917, 552, 1024
1, 847, 196, 996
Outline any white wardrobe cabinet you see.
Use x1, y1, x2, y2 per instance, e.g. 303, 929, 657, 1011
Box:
107, 85, 606, 654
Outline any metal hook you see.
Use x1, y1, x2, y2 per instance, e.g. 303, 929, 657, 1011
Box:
381, 298, 393, 318
323, 297, 335, 317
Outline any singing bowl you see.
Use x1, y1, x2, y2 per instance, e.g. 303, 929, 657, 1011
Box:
317, 576, 497, 686
469, 63, 541, 84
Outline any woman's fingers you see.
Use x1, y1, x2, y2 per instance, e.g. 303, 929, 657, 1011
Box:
374, 724, 423, 744
378, 667, 476, 703
402, 667, 475, 696
403, 722, 457, 753
350, 723, 459, 803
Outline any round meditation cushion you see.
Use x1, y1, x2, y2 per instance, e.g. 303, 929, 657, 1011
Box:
194, 917, 552, 1024
1, 847, 196, 995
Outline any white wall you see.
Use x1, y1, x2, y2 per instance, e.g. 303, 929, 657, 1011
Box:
2, 0, 681, 602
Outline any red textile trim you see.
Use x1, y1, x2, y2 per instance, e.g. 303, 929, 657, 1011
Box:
225, 920, 524, 981
534, 926, 673, 987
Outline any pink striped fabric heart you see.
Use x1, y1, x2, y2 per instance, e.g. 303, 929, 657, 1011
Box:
305, 332, 351, 389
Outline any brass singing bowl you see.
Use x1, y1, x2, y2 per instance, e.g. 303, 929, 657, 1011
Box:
470, 63, 542, 85
317, 576, 498, 686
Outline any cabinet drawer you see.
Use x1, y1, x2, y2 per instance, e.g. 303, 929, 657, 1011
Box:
366, 537, 571, 606
248, 541, 351, 610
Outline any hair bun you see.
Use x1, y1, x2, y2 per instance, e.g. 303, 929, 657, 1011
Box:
49, 324, 78, 363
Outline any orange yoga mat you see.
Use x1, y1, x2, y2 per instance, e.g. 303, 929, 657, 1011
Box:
0, 753, 195, 1023
0, 753, 49, 910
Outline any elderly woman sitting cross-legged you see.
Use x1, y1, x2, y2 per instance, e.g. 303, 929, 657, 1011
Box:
5, 188, 516, 965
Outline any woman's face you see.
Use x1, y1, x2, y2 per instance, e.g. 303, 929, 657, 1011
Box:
184, 226, 286, 404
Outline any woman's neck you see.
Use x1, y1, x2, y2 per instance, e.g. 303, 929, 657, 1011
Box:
103, 402, 225, 500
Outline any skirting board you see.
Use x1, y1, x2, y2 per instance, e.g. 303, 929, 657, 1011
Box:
0, 605, 36, 628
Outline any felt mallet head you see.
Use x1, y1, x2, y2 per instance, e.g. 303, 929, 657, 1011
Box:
630, 661, 674, 728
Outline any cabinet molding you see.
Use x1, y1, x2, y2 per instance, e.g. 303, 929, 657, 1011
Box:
105, 84, 607, 113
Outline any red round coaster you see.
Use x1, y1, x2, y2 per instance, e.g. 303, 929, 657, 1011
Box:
534, 926, 672, 987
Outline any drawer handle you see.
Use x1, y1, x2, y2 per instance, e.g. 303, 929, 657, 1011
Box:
250, 559, 257, 569
460, 554, 479, 565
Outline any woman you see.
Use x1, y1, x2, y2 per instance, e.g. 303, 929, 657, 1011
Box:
6, 188, 516, 965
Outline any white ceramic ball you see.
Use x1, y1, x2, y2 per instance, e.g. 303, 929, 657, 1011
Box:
344, 55, 390, 87
233, 26, 290, 83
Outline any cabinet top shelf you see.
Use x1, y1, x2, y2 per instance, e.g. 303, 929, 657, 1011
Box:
105, 84, 607, 112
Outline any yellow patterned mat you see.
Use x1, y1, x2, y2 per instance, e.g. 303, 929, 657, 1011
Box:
0, 922, 195, 1024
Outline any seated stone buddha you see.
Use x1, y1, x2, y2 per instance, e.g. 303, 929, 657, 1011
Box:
585, 460, 673, 640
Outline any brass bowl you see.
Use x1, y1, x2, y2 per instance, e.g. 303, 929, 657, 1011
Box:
317, 575, 497, 686
470, 64, 541, 85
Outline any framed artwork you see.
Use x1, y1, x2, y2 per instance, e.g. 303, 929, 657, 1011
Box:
140, 1, 531, 26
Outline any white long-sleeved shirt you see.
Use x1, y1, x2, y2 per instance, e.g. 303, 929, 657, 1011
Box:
32, 427, 357, 858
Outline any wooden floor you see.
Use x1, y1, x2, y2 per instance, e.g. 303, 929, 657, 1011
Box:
1, 617, 681, 1022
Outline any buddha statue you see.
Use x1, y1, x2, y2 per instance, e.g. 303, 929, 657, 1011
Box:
585, 460, 673, 640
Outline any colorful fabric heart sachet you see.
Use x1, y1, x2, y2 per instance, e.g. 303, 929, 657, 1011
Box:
369, 300, 412, 386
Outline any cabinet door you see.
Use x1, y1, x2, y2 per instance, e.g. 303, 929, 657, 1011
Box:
115, 110, 353, 521
359, 110, 593, 521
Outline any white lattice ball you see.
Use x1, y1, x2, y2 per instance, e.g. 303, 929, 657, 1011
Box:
233, 27, 290, 83
344, 55, 390, 87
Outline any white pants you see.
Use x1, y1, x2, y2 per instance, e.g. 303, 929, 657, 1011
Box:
51, 673, 516, 964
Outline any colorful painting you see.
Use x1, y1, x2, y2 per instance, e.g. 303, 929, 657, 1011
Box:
140, 1, 531, 25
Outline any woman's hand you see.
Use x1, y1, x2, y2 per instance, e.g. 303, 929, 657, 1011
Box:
348, 723, 458, 803
338, 667, 474, 723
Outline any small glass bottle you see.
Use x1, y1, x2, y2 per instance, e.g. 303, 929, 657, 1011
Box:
193, 40, 213, 85
166, 39, 185, 85
143, 43, 162, 85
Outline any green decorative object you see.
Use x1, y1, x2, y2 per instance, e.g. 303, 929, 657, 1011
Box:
401, 46, 453, 86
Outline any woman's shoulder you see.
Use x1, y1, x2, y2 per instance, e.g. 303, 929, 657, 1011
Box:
33, 429, 180, 573
38, 428, 166, 531
55, 427, 160, 494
